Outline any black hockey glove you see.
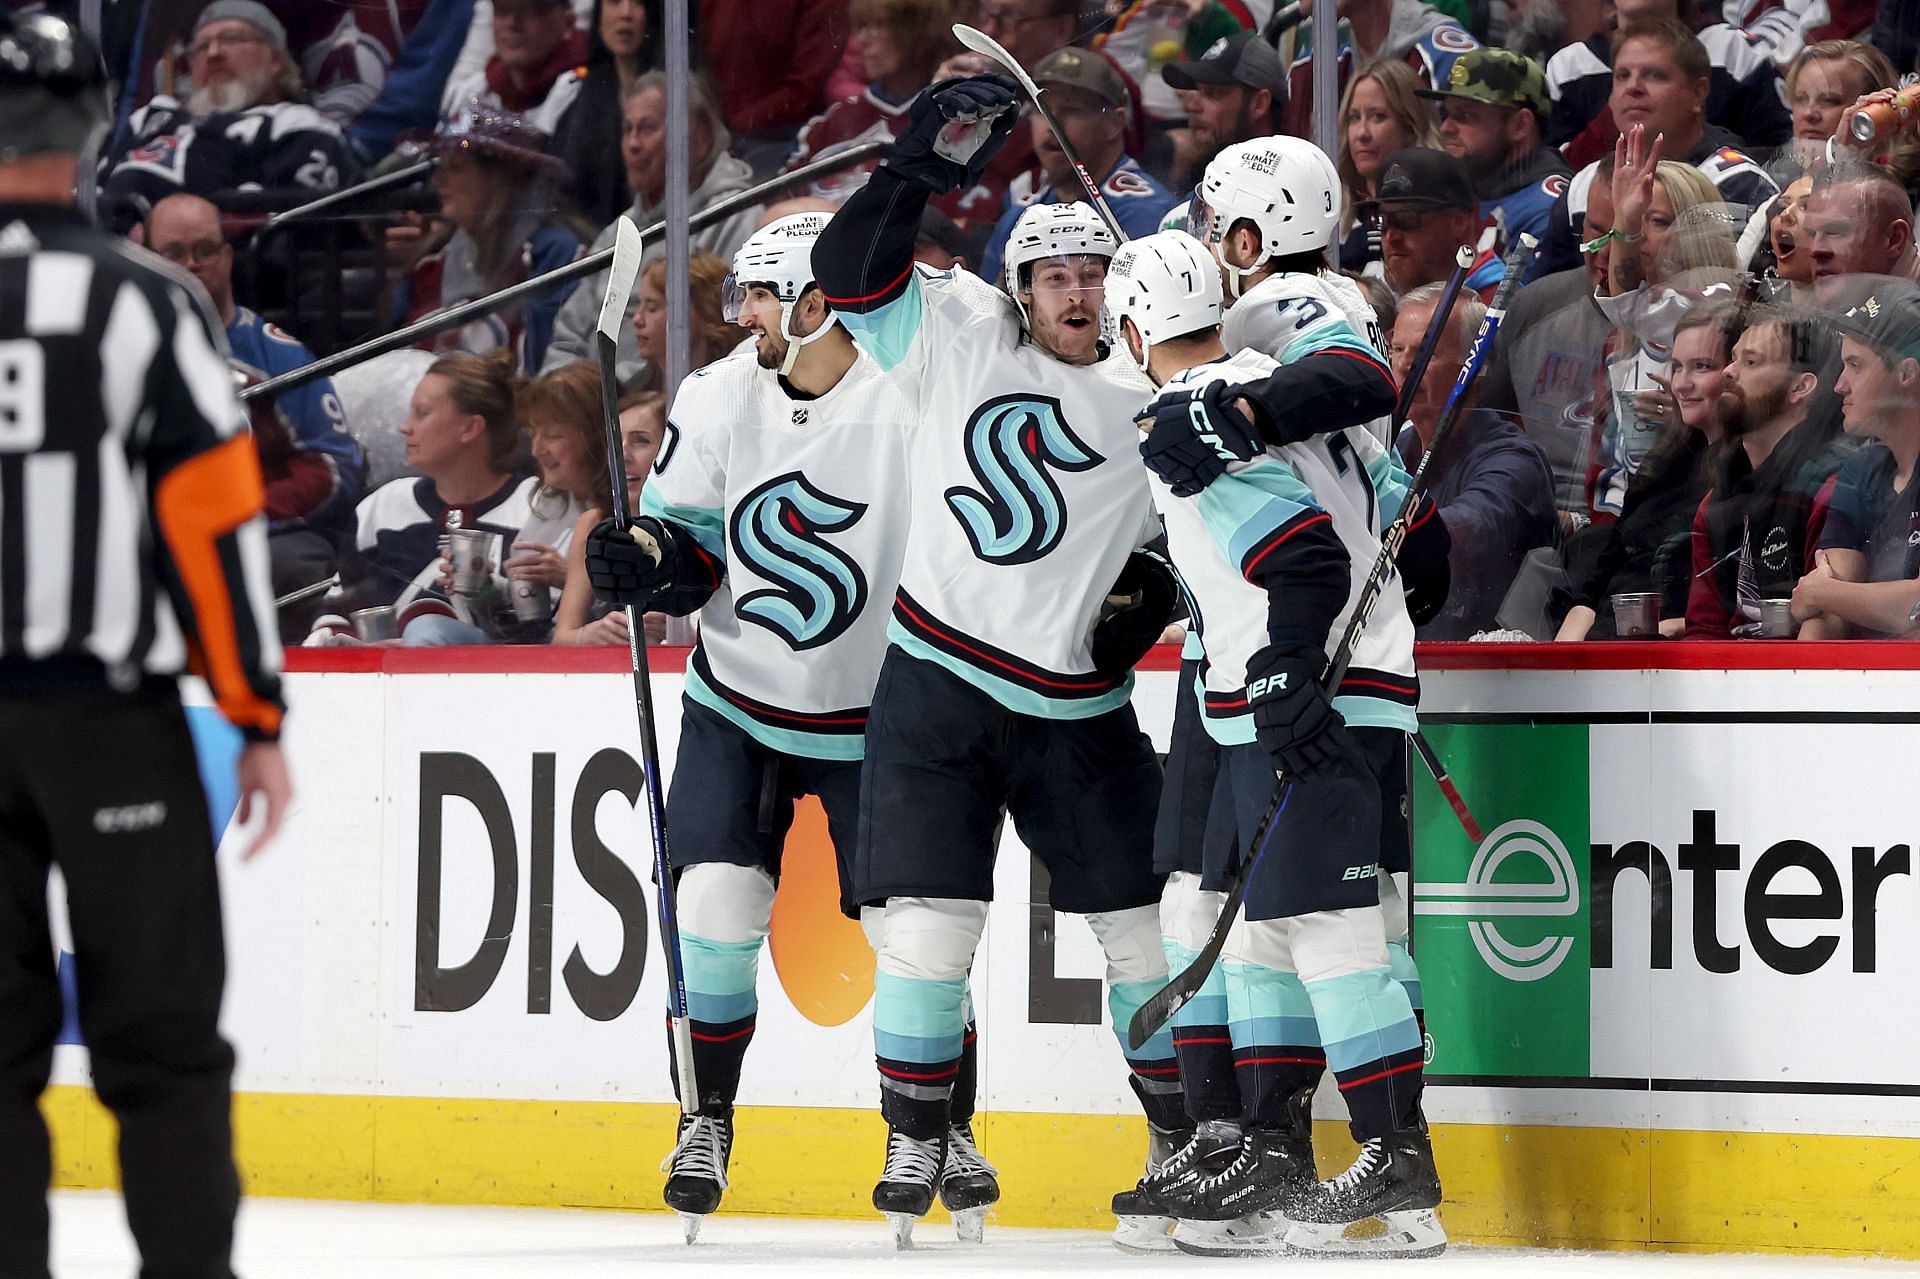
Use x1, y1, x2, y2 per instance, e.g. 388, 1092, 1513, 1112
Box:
886, 75, 1020, 193
1395, 494, 1452, 627
1091, 550, 1180, 679
1139, 379, 1264, 497
585, 516, 676, 607
1245, 642, 1355, 779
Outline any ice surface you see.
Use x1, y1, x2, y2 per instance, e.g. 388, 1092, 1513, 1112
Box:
47, 1191, 1920, 1278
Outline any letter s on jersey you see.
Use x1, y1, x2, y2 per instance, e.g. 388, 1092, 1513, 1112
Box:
944, 395, 1104, 565
728, 473, 870, 649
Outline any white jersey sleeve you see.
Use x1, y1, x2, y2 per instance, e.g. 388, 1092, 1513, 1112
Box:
1225, 270, 1395, 444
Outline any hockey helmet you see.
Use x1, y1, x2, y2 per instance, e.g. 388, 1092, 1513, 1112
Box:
1003, 199, 1115, 298
1193, 136, 1342, 298
0, 12, 108, 162
1106, 230, 1223, 374
725, 212, 838, 376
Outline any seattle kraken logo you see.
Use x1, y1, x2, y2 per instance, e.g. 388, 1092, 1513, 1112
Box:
944, 395, 1103, 565
728, 473, 869, 650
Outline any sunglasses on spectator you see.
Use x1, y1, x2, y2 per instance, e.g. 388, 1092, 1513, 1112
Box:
158, 240, 228, 266
187, 29, 268, 59
1373, 206, 1439, 232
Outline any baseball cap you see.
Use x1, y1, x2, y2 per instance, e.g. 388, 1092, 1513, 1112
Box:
1034, 47, 1129, 111
1162, 31, 1286, 95
192, 0, 288, 54
1417, 47, 1550, 119
1361, 147, 1477, 213
1829, 278, 1920, 363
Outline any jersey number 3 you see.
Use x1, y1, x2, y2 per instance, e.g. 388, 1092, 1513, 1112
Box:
0, 341, 46, 451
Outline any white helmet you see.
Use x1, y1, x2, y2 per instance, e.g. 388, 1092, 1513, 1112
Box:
1001, 200, 1119, 329
725, 212, 837, 375
1106, 230, 1223, 374
1194, 136, 1342, 299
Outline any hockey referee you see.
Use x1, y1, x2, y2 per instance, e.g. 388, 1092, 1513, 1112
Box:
0, 13, 292, 1279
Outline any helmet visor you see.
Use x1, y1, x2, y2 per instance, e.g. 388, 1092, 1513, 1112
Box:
1185, 185, 1218, 244
720, 274, 745, 323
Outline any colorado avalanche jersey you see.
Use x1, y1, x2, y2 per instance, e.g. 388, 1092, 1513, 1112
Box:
836, 265, 1160, 720
102, 100, 354, 210
1223, 270, 1390, 443
1153, 350, 1419, 746
637, 349, 914, 760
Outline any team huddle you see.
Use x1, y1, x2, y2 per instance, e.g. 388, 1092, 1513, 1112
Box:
584, 72, 1453, 1258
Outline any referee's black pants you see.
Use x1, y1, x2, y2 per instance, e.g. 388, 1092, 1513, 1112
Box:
0, 685, 239, 1279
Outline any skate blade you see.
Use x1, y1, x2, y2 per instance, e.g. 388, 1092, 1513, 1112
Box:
1110, 1214, 1176, 1253
1170, 1213, 1289, 1257
1283, 1208, 1447, 1258
952, 1206, 988, 1244
678, 1212, 705, 1245
884, 1211, 919, 1250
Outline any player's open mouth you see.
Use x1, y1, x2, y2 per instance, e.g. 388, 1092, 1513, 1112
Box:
1063, 315, 1093, 330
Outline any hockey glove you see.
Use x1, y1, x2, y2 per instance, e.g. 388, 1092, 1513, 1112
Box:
1139, 380, 1264, 497
1395, 495, 1452, 627
1245, 642, 1355, 779
1091, 550, 1180, 679
585, 516, 676, 607
886, 75, 1020, 193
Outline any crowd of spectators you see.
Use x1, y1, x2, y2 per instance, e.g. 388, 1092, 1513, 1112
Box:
56, 0, 1920, 645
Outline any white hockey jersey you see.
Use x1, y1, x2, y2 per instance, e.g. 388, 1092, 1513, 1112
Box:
1151, 349, 1420, 747
637, 348, 914, 759
836, 265, 1159, 720
1223, 269, 1392, 445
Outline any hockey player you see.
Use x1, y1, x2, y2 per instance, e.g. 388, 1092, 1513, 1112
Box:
811, 76, 1185, 1244
1109, 228, 1448, 1259
582, 214, 999, 1240
1112, 137, 1433, 1254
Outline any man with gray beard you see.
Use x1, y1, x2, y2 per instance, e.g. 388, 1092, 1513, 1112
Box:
101, 1, 355, 228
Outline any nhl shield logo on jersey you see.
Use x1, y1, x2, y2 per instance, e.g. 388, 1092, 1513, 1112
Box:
728, 473, 870, 650
944, 395, 1103, 565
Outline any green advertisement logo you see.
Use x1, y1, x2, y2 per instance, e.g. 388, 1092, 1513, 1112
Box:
1410, 723, 1592, 1078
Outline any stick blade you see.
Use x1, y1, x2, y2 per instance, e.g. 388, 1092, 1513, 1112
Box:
597, 214, 645, 345
951, 22, 1041, 95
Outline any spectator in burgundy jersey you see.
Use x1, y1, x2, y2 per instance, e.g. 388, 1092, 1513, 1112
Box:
783, 0, 961, 205
697, 0, 851, 176
439, 0, 587, 135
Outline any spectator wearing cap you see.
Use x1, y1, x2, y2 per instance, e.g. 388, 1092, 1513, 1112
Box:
552, 0, 663, 227
1419, 47, 1570, 251
979, 47, 1175, 284
1274, 0, 1480, 143
1545, 0, 1791, 173
1804, 163, 1920, 290
101, 0, 356, 223
439, 0, 586, 136
1390, 283, 1558, 639
145, 192, 367, 640
1791, 282, 1920, 638
1364, 146, 1498, 298
1094, 0, 1247, 144
1157, 32, 1286, 192
547, 71, 762, 381
390, 102, 588, 372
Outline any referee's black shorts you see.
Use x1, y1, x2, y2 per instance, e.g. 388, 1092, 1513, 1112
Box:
855, 648, 1163, 915
0, 682, 238, 1278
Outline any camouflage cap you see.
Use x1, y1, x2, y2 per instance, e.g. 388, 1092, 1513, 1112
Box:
1417, 47, 1550, 119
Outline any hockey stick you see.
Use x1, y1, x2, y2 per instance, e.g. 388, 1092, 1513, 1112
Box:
951, 23, 1129, 243
595, 215, 698, 1113
1127, 232, 1540, 1051
1391, 238, 1480, 428
1410, 730, 1482, 844
240, 139, 892, 404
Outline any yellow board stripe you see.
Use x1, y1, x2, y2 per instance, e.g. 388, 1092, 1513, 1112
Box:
40, 1086, 1920, 1256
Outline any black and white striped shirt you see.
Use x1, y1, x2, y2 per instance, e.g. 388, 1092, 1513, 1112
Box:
0, 202, 283, 739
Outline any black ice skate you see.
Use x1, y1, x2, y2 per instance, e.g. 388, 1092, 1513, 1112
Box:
1111, 1120, 1244, 1253
1170, 1087, 1318, 1257
939, 1122, 999, 1243
1161, 1124, 1316, 1238
1281, 1128, 1446, 1259
660, 1111, 734, 1243
873, 1126, 947, 1249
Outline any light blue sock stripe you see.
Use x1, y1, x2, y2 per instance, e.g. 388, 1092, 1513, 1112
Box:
1166, 942, 1228, 1029
1306, 969, 1421, 1073
682, 934, 760, 1023
1388, 940, 1424, 1013
1226, 960, 1318, 1051
1111, 978, 1175, 1061
1239, 1014, 1324, 1047
874, 970, 967, 1062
